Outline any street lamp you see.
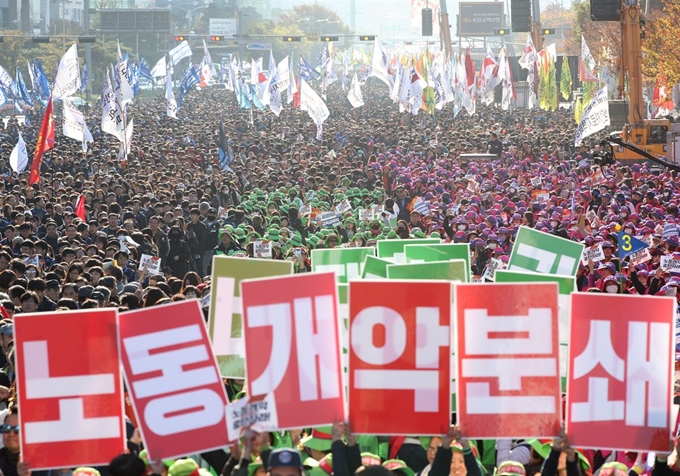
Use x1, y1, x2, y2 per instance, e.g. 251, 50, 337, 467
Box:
169, 2, 207, 30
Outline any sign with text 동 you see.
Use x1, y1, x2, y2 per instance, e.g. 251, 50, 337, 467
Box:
241, 272, 345, 429
567, 294, 674, 451
455, 283, 561, 438
349, 280, 451, 435
15, 309, 125, 469
119, 300, 230, 459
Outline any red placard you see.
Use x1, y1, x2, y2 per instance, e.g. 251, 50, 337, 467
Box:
348, 280, 451, 435
567, 294, 674, 451
15, 309, 124, 470
456, 283, 561, 438
118, 300, 230, 459
240, 272, 345, 429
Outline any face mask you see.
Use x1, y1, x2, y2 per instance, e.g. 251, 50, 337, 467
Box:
488, 243, 497, 250
606, 286, 618, 294
498, 235, 506, 242
551, 221, 558, 228
457, 224, 466, 230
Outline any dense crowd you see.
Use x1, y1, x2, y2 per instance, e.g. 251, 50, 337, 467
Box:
0, 74, 677, 476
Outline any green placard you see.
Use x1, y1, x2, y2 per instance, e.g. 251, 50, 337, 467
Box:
208, 256, 293, 378
361, 255, 392, 279
386, 260, 468, 282
404, 243, 471, 281
311, 247, 376, 284
508, 226, 585, 277
377, 238, 440, 263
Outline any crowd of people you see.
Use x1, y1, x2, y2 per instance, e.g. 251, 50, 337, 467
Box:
0, 64, 678, 476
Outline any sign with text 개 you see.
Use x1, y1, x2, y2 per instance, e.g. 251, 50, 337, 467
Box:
455, 283, 561, 438
241, 272, 345, 430
567, 293, 674, 451
118, 300, 229, 459
15, 309, 125, 469
349, 280, 451, 435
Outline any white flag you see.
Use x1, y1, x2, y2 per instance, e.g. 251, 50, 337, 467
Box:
116, 42, 134, 105
53, 43, 80, 99
300, 78, 329, 125
166, 70, 178, 119
574, 86, 610, 146
582, 36, 596, 72
150, 56, 167, 84
168, 40, 192, 65
277, 55, 290, 96
347, 72, 364, 108
287, 55, 297, 104
267, 50, 282, 116
369, 37, 394, 89
202, 39, 217, 79
119, 118, 134, 158
63, 99, 93, 152
518, 34, 537, 70
0, 65, 13, 90
9, 131, 27, 173
101, 71, 125, 141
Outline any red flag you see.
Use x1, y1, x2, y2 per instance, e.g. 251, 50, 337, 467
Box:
28, 95, 55, 186
75, 194, 86, 221
293, 77, 300, 108
465, 47, 476, 88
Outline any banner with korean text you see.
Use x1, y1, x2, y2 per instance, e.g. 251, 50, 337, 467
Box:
241, 272, 345, 430
567, 294, 674, 451
455, 283, 562, 438
349, 280, 451, 435
15, 309, 125, 469
119, 300, 230, 459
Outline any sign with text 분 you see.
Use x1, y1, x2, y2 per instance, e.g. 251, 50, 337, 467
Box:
209, 257, 293, 378
567, 294, 674, 451
455, 283, 561, 438
15, 309, 124, 469
312, 247, 375, 284
508, 226, 584, 277
349, 280, 451, 435
119, 300, 229, 459
241, 272, 345, 429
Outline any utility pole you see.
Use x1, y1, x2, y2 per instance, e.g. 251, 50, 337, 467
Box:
84, 0, 92, 102
531, 0, 542, 51
439, 0, 453, 60
238, 9, 243, 65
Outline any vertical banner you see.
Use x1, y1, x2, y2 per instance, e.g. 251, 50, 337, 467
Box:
311, 248, 375, 284
209, 257, 293, 378
118, 300, 230, 459
508, 226, 584, 277
349, 280, 451, 435
15, 310, 124, 469
567, 294, 674, 451
240, 272, 345, 431
455, 283, 561, 438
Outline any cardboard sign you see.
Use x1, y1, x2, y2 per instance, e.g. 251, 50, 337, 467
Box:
361, 255, 391, 279
531, 176, 542, 187
404, 243, 471, 275
253, 240, 272, 258
349, 280, 451, 435
386, 260, 468, 282
225, 394, 278, 442
312, 248, 375, 284
628, 247, 652, 267
15, 310, 125, 469
482, 257, 504, 281
567, 294, 675, 451
455, 283, 562, 438
661, 256, 680, 271
241, 273, 344, 429
377, 238, 440, 263
663, 224, 679, 240
139, 254, 162, 275
581, 244, 605, 264
320, 211, 341, 227
508, 226, 584, 277
335, 199, 353, 214
414, 199, 431, 216
209, 257, 293, 378
359, 209, 375, 222
118, 301, 229, 459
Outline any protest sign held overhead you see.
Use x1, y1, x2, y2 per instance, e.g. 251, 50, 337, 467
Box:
508, 226, 584, 277
312, 248, 375, 284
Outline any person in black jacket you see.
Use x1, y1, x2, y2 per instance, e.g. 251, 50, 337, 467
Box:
166, 226, 192, 278
429, 427, 482, 476
539, 430, 582, 476
0, 410, 35, 476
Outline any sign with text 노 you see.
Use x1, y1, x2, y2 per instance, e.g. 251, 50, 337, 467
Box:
508, 226, 584, 277
567, 294, 674, 451
377, 238, 440, 263
455, 283, 561, 438
209, 257, 293, 378
241, 272, 345, 429
15, 310, 124, 469
312, 247, 375, 284
118, 300, 229, 459
386, 260, 468, 282
349, 280, 451, 435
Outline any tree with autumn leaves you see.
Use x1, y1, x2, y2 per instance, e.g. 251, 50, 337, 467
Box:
641, 0, 680, 88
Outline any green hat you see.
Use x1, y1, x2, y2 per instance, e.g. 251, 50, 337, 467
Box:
267, 229, 281, 241
280, 205, 290, 215
383, 460, 415, 476
247, 459, 264, 476
168, 459, 199, 476
361, 188, 370, 196
234, 228, 247, 241
269, 223, 280, 230
248, 231, 262, 240
382, 226, 391, 234
255, 189, 266, 200
353, 232, 365, 242
300, 426, 333, 452
429, 232, 441, 239
138, 450, 174, 468
526, 440, 590, 470
289, 234, 304, 248
309, 455, 333, 476
411, 228, 426, 239
387, 230, 398, 239
218, 228, 235, 242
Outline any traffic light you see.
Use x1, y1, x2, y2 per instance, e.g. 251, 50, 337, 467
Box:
494, 28, 510, 35
511, 0, 531, 32
79, 36, 96, 43
542, 28, 555, 34
320, 36, 339, 42
359, 35, 376, 41
422, 8, 433, 36
174, 35, 186, 41
210, 36, 222, 41
32, 37, 50, 43
282, 36, 301, 42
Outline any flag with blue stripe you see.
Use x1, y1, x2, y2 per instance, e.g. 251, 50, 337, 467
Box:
32, 60, 51, 106
177, 63, 201, 107
80, 63, 88, 92
300, 55, 321, 81
139, 58, 154, 82
16, 67, 33, 107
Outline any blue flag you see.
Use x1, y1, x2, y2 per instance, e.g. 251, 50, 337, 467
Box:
0, 88, 8, 107
249, 84, 265, 110
32, 60, 51, 106
139, 57, 153, 82
81, 63, 88, 92
299, 55, 321, 81
177, 63, 200, 107
618, 231, 649, 259
218, 117, 234, 172
16, 67, 33, 107
317, 43, 330, 68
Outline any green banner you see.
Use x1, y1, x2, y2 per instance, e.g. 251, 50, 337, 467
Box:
508, 226, 584, 277
377, 238, 440, 263
404, 243, 470, 281
208, 256, 293, 378
386, 260, 468, 282
361, 255, 392, 279
311, 247, 376, 284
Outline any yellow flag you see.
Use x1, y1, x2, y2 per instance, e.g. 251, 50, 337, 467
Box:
560, 56, 572, 100
548, 55, 558, 110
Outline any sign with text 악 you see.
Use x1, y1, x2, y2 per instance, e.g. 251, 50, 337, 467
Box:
349, 280, 451, 435
404, 243, 471, 274
312, 247, 375, 284
386, 260, 468, 282
15, 310, 124, 469
118, 300, 229, 459
456, 283, 562, 438
209, 257, 293, 378
139, 254, 162, 275
508, 226, 584, 277
361, 255, 391, 279
377, 238, 440, 263
567, 294, 674, 451
241, 272, 344, 429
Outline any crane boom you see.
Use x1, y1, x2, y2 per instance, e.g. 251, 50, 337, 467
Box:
619, 0, 645, 126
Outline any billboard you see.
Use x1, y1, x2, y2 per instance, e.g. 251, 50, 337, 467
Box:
458, 2, 504, 37
209, 18, 238, 36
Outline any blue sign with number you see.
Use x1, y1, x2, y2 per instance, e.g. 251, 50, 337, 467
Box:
617, 232, 649, 259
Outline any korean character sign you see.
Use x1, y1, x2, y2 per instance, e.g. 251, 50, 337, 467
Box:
567, 294, 675, 451
118, 300, 230, 460
349, 280, 451, 435
240, 272, 345, 430
14, 309, 125, 469
455, 283, 562, 438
